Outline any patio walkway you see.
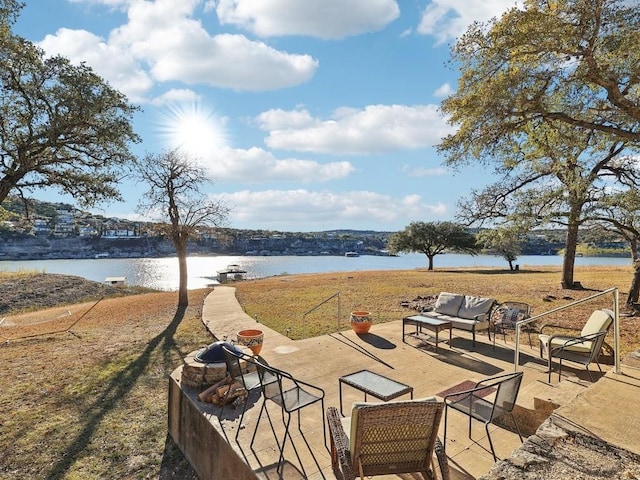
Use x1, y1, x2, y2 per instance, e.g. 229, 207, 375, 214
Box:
186, 285, 640, 479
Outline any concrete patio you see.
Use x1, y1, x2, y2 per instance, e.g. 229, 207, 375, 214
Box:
168, 286, 640, 479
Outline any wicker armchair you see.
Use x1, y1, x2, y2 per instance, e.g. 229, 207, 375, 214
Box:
327, 399, 449, 480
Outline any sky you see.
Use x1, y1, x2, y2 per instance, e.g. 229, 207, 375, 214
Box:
12, 0, 522, 232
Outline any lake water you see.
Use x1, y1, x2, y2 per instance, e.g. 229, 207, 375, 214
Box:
0, 253, 632, 291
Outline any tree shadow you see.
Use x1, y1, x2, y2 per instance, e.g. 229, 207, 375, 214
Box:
158, 434, 199, 479
45, 305, 188, 479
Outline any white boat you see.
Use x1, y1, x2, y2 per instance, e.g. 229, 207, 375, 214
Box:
345, 251, 359, 257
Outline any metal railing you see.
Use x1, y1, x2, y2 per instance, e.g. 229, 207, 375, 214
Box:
301, 291, 340, 339
513, 287, 621, 374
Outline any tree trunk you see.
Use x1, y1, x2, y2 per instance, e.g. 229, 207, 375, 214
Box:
508, 259, 514, 271
562, 221, 579, 289
427, 255, 434, 271
177, 243, 189, 307
627, 259, 640, 306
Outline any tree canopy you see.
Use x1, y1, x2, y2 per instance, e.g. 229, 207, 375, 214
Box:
388, 221, 478, 270
0, 0, 140, 207
135, 149, 230, 306
438, 0, 640, 288
477, 227, 524, 271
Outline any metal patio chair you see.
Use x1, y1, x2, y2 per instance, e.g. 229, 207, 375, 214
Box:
443, 371, 524, 461
538, 309, 614, 383
491, 301, 534, 349
220, 345, 275, 441
327, 399, 449, 480
250, 361, 326, 472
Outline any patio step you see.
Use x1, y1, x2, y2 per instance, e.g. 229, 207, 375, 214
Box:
511, 378, 588, 436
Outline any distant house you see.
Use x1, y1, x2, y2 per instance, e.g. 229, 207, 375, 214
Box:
78, 225, 99, 237
103, 229, 137, 238
32, 218, 51, 236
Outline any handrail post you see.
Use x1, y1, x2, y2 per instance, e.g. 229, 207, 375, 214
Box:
614, 288, 620, 374
302, 291, 341, 339
514, 323, 521, 372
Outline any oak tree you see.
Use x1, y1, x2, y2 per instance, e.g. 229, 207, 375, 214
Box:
0, 1, 140, 206
388, 221, 478, 270
477, 226, 524, 271
591, 189, 640, 306
439, 0, 640, 288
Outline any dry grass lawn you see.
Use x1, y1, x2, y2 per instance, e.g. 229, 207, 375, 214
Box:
236, 265, 640, 357
1, 283, 212, 479
2, 265, 639, 479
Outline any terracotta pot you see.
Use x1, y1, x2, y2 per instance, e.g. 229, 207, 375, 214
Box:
236, 329, 264, 355
350, 311, 372, 334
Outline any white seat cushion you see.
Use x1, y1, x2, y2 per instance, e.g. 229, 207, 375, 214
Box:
539, 310, 613, 354
539, 334, 592, 353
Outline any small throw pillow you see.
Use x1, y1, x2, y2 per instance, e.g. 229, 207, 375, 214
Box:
496, 307, 522, 327
434, 292, 465, 316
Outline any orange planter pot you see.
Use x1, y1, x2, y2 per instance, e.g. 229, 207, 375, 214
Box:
237, 329, 264, 355
350, 311, 372, 334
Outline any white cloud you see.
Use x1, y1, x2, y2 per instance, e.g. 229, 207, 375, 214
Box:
417, 0, 519, 44
434, 83, 454, 98
215, 0, 400, 39
255, 108, 319, 130
258, 105, 454, 155
36, 0, 319, 101
204, 147, 355, 183
38, 28, 153, 103
402, 165, 449, 177
217, 189, 448, 230
152, 89, 202, 105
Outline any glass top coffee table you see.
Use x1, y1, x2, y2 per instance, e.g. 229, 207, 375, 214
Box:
338, 369, 413, 415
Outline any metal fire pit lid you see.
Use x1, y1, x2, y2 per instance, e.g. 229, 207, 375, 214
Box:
194, 341, 241, 363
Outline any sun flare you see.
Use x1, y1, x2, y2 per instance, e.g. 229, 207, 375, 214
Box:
157, 102, 228, 161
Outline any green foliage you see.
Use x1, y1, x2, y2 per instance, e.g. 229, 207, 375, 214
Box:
477, 227, 524, 269
439, 0, 640, 288
388, 221, 479, 270
0, 7, 140, 206
440, 0, 640, 163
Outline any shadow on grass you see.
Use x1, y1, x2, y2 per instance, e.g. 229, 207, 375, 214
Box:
159, 434, 199, 479
45, 305, 189, 480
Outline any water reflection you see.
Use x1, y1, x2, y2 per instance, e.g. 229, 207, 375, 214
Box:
0, 253, 631, 291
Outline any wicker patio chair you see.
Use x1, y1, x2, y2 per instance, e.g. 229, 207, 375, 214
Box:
538, 309, 614, 383
327, 399, 449, 480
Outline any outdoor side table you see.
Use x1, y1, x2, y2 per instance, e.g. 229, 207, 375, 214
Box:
338, 369, 413, 415
402, 315, 453, 352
